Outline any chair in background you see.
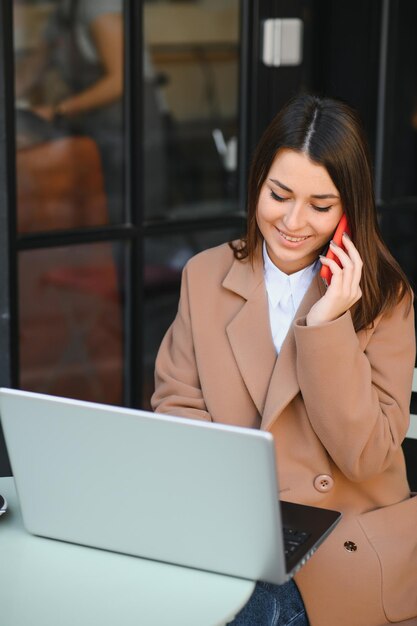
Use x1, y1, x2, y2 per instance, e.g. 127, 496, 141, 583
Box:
16, 136, 109, 232
407, 368, 417, 438
403, 367, 417, 491
17, 136, 123, 405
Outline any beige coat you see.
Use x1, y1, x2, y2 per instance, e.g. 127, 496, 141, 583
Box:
151, 242, 417, 626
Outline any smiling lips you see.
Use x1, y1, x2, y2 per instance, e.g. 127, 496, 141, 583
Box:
277, 228, 311, 243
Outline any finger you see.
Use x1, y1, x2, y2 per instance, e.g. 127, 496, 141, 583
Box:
329, 239, 353, 269
328, 240, 362, 303
328, 240, 356, 294
342, 232, 363, 285
320, 254, 357, 301
319, 254, 343, 282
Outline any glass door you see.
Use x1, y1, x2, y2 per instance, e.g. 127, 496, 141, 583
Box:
10, 0, 246, 413
141, 0, 244, 406
1, 0, 253, 473
14, 0, 126, 405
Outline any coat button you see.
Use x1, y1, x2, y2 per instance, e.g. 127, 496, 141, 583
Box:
313, 474, 334, 492
344, 541, 357, 552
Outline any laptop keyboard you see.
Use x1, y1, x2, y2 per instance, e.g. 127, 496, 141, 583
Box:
283, 526, 311, 557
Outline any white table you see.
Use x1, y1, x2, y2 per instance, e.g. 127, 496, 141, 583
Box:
0, 478, 254, 626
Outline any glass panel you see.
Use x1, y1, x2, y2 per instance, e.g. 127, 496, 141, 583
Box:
379, 207, 417, 344
13, 0, 125, 232
386, 2, 417, 199
19, 242, 125, 405
143, 0, 240, 222
142, 225, 244, 408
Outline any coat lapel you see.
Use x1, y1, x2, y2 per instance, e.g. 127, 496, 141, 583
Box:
261, 272, 326, 431
224, 251, 277, 416
223, 249, 326, 426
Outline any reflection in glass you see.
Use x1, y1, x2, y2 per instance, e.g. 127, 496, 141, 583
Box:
14, 0, 124, 232
143, 0, 240, 222
142, 226, 244, 408
19, 242, 125, 405
388, 2, 417, 199
378, 2, 417, 309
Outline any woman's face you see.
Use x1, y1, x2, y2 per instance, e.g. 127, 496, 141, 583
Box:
256, 149, 343, 274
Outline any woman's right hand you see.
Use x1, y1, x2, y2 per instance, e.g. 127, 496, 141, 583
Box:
306, 232, 363, 326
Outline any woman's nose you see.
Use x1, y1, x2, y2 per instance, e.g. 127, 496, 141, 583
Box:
282, 202, 305, 231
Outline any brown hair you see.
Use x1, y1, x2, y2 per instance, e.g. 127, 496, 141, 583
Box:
230, 94, 412, 330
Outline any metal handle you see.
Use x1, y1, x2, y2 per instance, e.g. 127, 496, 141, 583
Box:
261, 18, 303, 67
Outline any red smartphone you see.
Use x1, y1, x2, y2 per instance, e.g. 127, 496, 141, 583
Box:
319, 213, 352, 286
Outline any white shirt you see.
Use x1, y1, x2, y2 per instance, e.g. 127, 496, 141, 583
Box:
263, 242, 319, 354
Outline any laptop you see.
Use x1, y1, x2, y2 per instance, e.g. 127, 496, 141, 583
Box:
0, 388, 341, 584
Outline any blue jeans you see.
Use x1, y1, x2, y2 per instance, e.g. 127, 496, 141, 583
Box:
227, 580, 310, 626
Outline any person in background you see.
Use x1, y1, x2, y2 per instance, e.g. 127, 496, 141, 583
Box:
15, 0, 123, 223
151, 94, 417, 626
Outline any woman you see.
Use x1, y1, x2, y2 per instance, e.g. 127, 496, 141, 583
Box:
151, 95, 417, 626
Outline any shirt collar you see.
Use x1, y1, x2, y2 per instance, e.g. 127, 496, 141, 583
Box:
263, 241, 319, 308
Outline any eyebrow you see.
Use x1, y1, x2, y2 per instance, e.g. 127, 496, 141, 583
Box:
268, 178, 340, 200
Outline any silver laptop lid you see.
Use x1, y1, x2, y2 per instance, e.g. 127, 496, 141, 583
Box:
0, 388, 287, 584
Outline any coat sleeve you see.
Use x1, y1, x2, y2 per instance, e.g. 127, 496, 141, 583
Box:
151, 263, 212, 421
293, 296, 415, 482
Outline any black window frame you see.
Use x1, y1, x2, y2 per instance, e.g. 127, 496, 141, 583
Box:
0, 0, 17, 475
0, 0, 255, 474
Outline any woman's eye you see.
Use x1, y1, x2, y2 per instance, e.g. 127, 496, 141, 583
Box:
269, 190, 332, 212
270, 190, 287, 202
312, 204, 332, 212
